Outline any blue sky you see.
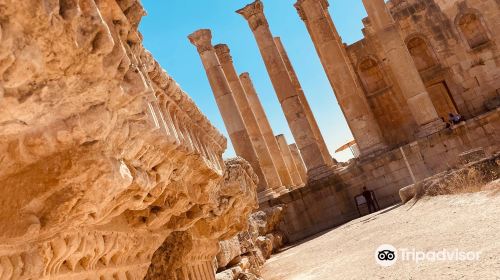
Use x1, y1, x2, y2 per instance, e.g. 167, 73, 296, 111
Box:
139, 0, 369, 162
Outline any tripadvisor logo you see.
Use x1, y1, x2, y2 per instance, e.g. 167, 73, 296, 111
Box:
375, 244, 481, 267
375, 244, 397, 267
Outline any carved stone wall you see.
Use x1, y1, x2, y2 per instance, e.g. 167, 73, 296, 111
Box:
0, 1, 257, 279
346, 0, 500, 150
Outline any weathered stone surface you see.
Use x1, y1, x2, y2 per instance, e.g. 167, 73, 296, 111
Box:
214, 205, 286, 279
217, 237, 243, 268
0, 1, 258, 279
237, 0, 334, 178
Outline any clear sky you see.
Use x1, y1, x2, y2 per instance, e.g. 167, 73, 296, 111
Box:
139, 0, 369, 162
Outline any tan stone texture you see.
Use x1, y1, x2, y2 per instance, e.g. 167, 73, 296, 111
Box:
214, 44, 282, 198
289, 143, 308, 183
276, 135, 304, 187
294, 0, 387, 155
237, 0, 333, 177
343, 0, 500, 149
361, 0, 445, 135
240, 72, 294, 190
273, 37, 334, 165
188, 29, 270, 195
0, 1, 259, 279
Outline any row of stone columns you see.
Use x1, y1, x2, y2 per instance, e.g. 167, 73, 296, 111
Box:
189, 29, 309, 201
190, 0, 445, 199
295, 0, 387, 155
240, 72, 296, 188
237, 0, 335, 181
360, 0, 444, 136
188, 29, 271, 199
214, 44, 286, 197
294, 0, 444, 149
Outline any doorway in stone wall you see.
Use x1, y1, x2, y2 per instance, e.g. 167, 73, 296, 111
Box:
426, 82, 458, 121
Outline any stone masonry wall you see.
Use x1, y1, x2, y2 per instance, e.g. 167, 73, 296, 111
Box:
346, 0, 500, 150
265, 109, 499, 243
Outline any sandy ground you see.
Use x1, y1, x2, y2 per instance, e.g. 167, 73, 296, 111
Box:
262, 191, 500, 280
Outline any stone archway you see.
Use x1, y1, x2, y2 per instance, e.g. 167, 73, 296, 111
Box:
456, 12, 490, 49
358, 57, 388, 94
406, 36, 437, 72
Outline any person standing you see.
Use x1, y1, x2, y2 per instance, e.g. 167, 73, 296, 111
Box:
362, 187, 376, 214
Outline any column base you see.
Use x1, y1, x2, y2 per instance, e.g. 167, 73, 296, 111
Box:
307, 164, 336, 182
273, 185, 290, 196
257, 189, 278, 203
416, 119, 446, 138
288, 183, 306, 191
359, 142, 388, 158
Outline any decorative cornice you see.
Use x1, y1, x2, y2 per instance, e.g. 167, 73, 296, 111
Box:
188, 29, 213, 53
214, 44, 233, 63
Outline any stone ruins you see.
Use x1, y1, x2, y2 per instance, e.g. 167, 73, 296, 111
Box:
0, 0, 498, 279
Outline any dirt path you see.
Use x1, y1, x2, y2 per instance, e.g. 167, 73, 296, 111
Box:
262, 192, 500, 280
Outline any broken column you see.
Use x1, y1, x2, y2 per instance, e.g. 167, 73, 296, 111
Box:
240, 72, 294, 191
276, 134, 304, 187
361, 0, 444, 136
289, 143, 308, 183
188, 29, 271, 198
273, 37, 334, 165
294, 0, 387, 155
215, 44, 283, 196
237, 0, 333, 180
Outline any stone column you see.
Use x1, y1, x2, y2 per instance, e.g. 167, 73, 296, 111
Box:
276, 135, 304, 187
237, 0, 332, 180
214, 44, 282, 196
240, 72, 294, 191
289, 143, 308, 183
273, 37, 334, 165
294, 0, 387, 155
188, 29, 270, 197
361, 0, 444, 136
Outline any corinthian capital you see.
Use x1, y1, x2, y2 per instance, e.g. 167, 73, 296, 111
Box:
295, 0, 330, 21
236, 0, 268, 30
294, 1, 307, 21
188, 29, 213, 53
214, 44, 233, 63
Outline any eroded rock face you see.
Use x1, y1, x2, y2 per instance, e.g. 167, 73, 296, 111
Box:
215, 206, 285, 280
0, 1, 257, 279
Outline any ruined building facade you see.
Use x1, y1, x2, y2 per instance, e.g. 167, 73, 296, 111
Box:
346, 0, 500, 150
200, 0, 499, 243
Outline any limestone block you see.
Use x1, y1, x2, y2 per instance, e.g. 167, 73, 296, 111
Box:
217, 237, 243, 268
255, 236, 273, 260
459, 148, 487, 164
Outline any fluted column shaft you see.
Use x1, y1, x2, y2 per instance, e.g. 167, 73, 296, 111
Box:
295, 0, 387, 155
361, 0, 444, 135
276, 135, 303, 186
273, 37, 334, 165
215, 44, 282, 195
240, 72, 294, 190
188, 29, 269, 193
289, 143, 308, 183
237, 1, 332, 178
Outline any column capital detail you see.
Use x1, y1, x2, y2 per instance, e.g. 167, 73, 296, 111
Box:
239, 72, 250, 80
188, 29, 213, 53
236, 0, 268, 31
214, 44, 233, 63
294, 3, 307, 21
